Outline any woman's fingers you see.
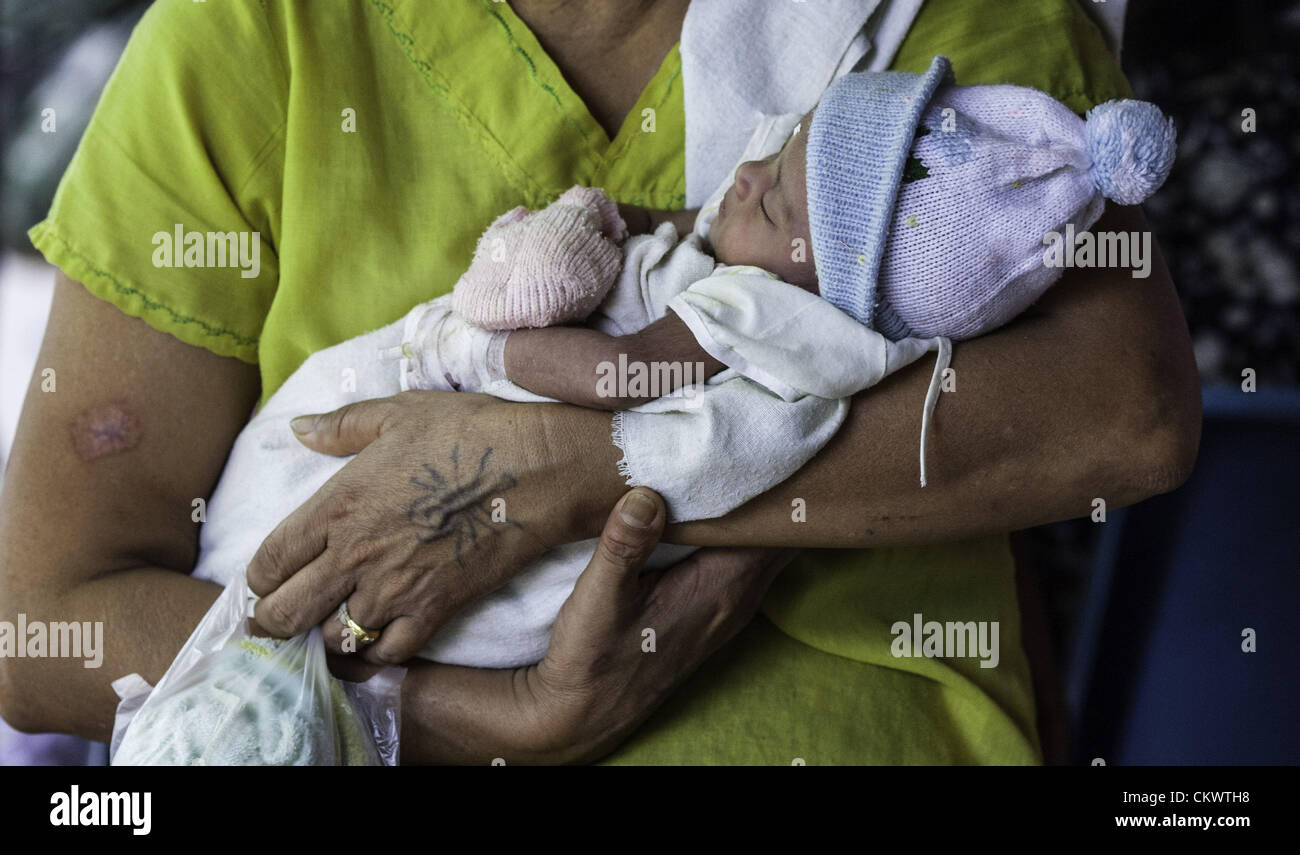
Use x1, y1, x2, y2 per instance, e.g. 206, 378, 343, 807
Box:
320, 489, 667, 668
252, 549, 353, 638
245, 498, 330, 599
359, 615, 427, 665
564, 487, 665, 643
290, 396, 399, 456
654, 545, 797, 648
535, 539, 797, 762
580, 488, 665, 611
315, 585, 414, 659
537, 488, 665, 701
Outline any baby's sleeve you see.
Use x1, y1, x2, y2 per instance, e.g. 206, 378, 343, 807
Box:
669, 272, 928, 401
611, 275, 876, 522
613, 373, 850, 523
587, 222, 716, 337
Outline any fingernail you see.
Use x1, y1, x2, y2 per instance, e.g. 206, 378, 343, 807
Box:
619, 490, 657, 528
290, 415, 318, 435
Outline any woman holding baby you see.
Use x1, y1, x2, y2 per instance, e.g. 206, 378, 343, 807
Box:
0, 0, 1198, 764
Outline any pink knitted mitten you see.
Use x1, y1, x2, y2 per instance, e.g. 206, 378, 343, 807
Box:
452, 185, 628, 330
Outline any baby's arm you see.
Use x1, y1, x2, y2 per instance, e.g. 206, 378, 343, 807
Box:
618, 203, 700, 238
502, 312, 724, 411
491, 202, 716, 408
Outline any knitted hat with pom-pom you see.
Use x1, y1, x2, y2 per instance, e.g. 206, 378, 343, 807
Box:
806, 55, 1177, 340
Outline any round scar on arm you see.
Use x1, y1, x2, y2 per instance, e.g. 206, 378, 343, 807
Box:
70, 401, 141, 461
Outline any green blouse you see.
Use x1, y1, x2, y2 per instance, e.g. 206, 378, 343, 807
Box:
31, 0, 1130, 764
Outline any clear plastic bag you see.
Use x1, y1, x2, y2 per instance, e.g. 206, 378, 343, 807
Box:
110, 578, 404, 766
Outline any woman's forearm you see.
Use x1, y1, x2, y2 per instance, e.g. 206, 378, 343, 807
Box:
672, 207, 1199, 546
326, 651, 540, 764
0, 565, 222, 739
0, 271, 258, 735
0, 558, 549, 763
396, 662, 573, 764
557, 205, 1201, 548
0, 273, 537, 762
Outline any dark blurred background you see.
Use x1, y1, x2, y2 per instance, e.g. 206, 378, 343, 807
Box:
1022, 0, 1300, 766
1, 0, 1297, 765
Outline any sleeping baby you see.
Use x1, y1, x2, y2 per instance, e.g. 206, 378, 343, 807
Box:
116, 55, 1175, 761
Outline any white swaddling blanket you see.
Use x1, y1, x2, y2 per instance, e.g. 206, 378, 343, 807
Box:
190, 2, 938, 669
192, 115, 942, 669
188, 269, 847, 667
681, 0, 924, 205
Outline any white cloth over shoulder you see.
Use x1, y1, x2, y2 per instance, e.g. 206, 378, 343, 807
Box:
666, 272, 954, 491
585, 221, 715, 338
613, 374, 850, 523
681, 0, 924, 204
670, 272, 942, 402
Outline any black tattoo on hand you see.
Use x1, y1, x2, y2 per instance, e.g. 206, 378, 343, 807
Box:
406, 445, 522, 566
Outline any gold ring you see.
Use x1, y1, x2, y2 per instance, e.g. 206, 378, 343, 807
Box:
337, 600, 381, 645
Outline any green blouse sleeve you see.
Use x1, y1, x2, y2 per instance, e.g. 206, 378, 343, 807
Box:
27, 0, 288, 363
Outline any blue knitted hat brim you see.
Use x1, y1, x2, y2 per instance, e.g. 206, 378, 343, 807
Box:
805, 55, 955, 330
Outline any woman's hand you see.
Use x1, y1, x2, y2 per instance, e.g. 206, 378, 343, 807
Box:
519, 488, 796, 762
371, 486, 796, 764
246, 390, 626, 665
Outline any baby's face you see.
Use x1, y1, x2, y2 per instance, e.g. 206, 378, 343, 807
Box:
710, 112, 817, 290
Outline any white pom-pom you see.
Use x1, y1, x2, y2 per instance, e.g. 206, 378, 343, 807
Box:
1084, 99, 1177, 205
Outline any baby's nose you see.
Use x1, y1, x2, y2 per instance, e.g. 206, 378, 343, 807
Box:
733, 160, 765, 199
